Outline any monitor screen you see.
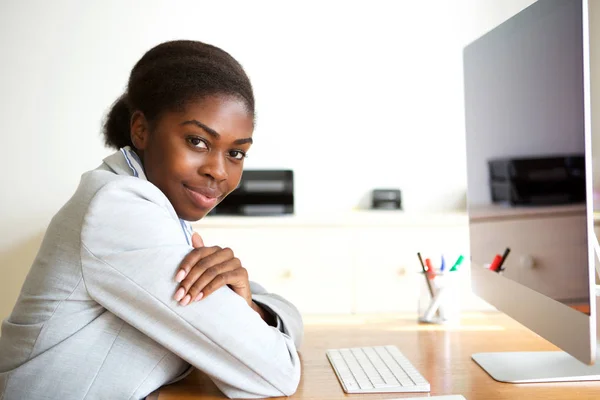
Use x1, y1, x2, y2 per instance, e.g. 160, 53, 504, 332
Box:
464, 0, 589, 312
464, 0, 597, 368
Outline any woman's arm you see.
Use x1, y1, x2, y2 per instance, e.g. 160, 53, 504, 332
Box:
250, 281, 303, 349
80, 178, 301, 399
177, 232, 303, 347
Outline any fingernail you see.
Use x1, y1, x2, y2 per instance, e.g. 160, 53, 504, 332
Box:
180, 294, 191, 306
174, 287, 185, 302
175, 269, 186, 283
195, 292, 204, 302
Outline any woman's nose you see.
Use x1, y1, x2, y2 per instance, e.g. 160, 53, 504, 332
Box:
200, 152, 228, 182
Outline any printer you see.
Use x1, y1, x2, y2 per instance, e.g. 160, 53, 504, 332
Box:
208, 169, 294, 216
488, 155, 585, 206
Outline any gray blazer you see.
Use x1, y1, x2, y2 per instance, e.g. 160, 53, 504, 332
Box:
0, 149, 303, 400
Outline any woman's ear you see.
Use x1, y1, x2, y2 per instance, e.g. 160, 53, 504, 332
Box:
130, 110, 150, 150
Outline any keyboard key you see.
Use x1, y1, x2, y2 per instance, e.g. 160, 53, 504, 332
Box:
383, 375, 400, 385
374, 382, 401, 389
357, 379, 374, 389
344, 379, 359, 391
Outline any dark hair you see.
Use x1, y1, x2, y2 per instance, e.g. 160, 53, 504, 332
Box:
102, 40, 255, 149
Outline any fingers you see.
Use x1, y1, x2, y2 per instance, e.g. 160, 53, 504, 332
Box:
179, 247, 235, 290
174, 231, 205, 283
187, 259, 246, 303
191, 232, 204, 248
174, 247, 236, 304
174, 246, 220, 283
201, 267, 249, 300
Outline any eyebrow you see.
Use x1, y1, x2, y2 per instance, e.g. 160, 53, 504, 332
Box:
180, 119, 253, 145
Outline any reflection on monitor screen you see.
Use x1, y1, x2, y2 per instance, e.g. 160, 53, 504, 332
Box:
464, 0, 600, 382
464, 0, 590, 314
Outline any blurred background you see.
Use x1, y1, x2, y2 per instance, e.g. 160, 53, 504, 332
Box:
0, 0, 539, 321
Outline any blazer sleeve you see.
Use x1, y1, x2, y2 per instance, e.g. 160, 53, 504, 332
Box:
80, 179, 301, 399
250, 282, 303, 350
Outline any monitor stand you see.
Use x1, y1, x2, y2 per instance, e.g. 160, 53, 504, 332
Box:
473, 243, 600, 384
472, 347, 600, 383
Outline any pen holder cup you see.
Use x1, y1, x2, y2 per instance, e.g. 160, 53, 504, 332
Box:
418, 271, 461, 324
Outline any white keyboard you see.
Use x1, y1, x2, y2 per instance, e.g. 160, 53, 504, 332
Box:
326, 345, 430, 394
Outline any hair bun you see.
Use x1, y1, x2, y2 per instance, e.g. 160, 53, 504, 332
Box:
103, 94, 132, 149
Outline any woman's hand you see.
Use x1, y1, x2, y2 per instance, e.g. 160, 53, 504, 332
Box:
173, 232, 253, 307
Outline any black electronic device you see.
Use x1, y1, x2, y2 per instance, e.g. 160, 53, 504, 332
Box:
208, 169, 293, 216
371, 189, 402, 210
488, 155, 585, 206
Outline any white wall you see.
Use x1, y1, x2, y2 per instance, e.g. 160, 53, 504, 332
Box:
0, 0, 536, 320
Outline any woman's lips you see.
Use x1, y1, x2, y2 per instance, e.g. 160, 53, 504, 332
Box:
184, 185, 220, 209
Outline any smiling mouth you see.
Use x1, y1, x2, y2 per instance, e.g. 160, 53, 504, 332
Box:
183, 185, 221, 210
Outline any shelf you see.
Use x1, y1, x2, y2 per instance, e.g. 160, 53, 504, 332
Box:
469, 203, 586, 222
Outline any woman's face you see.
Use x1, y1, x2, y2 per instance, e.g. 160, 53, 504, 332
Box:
131, 95, 254, 221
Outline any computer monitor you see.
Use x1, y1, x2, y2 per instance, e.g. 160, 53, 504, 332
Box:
463, 0, 600, 382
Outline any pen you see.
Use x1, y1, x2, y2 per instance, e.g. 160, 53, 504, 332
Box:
417, 252, 435, 298
497, 247, 511, 272
440, 255, 446, 273
449, 255, 464, 272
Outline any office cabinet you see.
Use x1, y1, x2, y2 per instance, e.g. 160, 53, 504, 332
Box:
193, 212, 477, 314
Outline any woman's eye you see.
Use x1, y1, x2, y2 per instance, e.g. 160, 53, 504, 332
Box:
229, 150, 247, 160
187, 137, 208, 149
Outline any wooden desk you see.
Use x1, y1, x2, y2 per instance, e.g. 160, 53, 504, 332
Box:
156, 313, 600, 400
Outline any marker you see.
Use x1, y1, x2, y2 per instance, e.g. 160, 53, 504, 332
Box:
440, 255, 446, 272
425, 258, 437, 279
489, 254, 503, 272
417, 252, 435, 298
449, 255, 464, 272
497, 247, 511, 272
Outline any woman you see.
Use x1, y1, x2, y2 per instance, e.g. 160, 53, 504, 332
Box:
0, 40, 302, 400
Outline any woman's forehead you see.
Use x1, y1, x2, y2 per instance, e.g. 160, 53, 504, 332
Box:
166, 95, 254, 139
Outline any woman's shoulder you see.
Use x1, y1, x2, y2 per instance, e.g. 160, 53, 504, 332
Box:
54, 167, 174, 232
77, 167, 184, 254
78, 168, 172, 213
81, 168, 148, 197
